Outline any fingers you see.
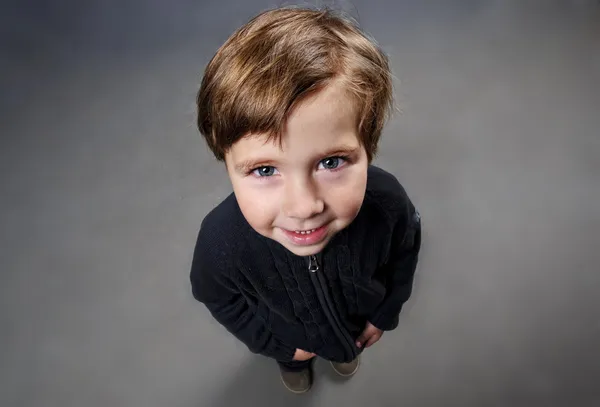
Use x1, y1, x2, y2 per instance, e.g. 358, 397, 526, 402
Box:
364, 333, 381, 348
356, 329, 376, 348
356, 332, 369, 348
294, 349, 317, 361
302, 353, 316, 361
357, 322, 384, 348
294, 349, 308, 361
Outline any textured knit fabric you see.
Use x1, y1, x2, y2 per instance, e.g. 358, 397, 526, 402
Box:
190, 165, 421, 363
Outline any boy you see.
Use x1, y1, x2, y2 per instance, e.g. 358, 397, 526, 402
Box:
190, 7, 421, 394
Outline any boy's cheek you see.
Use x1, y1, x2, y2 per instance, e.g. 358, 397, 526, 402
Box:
325, 165, 368, 207
234, 186, 280, 231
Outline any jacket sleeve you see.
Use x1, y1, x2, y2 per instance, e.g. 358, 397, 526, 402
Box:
369, 206, 421, 331
190, 239, 296, 362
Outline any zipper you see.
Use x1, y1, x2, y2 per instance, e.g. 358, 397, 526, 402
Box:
307, 254, 357, 361
308, 255, 319, 272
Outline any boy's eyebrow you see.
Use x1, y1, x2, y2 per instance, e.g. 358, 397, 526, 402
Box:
321, 144, 360, 157
234, 159, 277, 174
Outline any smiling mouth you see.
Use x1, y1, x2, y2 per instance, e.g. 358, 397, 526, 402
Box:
281, 224, 329, 246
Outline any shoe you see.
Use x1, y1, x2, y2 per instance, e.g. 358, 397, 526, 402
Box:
330, 355, 360, 377
279, 366, 312, 394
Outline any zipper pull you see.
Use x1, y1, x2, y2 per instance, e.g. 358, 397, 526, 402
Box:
308, 255, 319, 272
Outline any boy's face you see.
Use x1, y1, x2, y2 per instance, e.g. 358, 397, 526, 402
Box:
225, 81, 369, 257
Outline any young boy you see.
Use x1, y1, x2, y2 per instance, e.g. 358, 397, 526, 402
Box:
190, 7, 421, 394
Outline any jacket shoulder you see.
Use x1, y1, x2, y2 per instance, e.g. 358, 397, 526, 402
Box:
190, 193, 247, 280
365, 166, 413, 217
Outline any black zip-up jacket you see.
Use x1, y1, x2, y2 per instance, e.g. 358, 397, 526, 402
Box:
190, 166, 421, 363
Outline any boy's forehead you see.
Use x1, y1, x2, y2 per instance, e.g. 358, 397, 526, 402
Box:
243, 130, 360, 153
288, 81, 358, 124
285, 85, 358, 137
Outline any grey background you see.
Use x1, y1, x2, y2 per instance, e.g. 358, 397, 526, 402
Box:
1, 0, 599, 406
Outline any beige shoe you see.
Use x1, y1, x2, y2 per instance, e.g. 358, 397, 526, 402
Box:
330, 355, 360, 377
279, 367, 312, 394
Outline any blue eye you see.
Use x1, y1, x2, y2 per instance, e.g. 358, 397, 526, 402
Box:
252, 166, 277, 177
319, 157, 344, 170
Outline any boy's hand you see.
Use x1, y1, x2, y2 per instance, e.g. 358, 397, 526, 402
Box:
293, 349, 316, 361
356, 321, 383, 348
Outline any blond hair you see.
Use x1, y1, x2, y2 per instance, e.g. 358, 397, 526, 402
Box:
197, 6, 393, 161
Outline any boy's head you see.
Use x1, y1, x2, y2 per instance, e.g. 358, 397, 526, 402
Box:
197, 7, 393, 256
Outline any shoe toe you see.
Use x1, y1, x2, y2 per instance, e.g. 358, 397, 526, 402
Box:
331, 356, 360, 377
280, 370, 312, 394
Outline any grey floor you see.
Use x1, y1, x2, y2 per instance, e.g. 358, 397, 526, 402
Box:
2, 1, 600, 406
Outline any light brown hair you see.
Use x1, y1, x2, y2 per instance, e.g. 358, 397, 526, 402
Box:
197, 6, 393, 162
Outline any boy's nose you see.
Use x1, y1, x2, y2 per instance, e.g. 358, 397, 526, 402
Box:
282, 179, 325, 220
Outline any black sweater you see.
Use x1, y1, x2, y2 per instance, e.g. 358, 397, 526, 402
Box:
190, 166, 421, 363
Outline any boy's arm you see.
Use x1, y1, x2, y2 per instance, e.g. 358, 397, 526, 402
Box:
190, 250, 297, 362
369, 207, 421, 331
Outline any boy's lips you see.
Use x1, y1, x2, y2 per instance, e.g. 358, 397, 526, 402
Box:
280, 224, 329, 246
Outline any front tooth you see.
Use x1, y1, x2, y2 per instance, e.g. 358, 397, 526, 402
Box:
295, 229, 316, 235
